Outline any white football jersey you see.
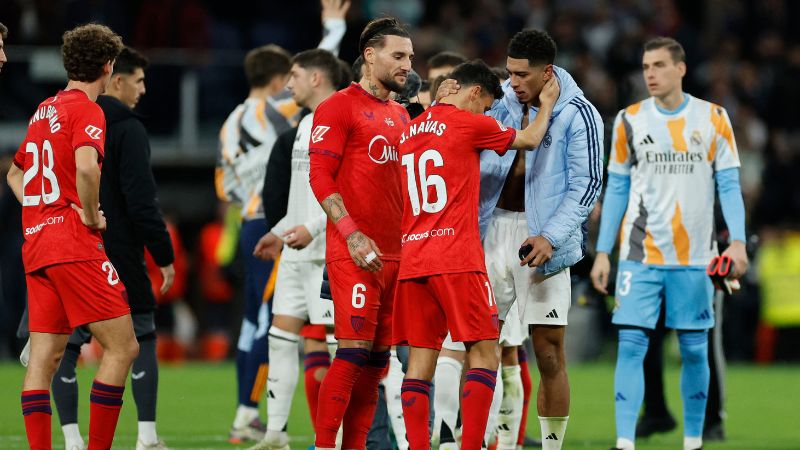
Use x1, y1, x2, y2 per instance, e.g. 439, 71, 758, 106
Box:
608, 94, 739, 266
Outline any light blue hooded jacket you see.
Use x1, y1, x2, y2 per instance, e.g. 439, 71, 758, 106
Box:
480, 66, 604, 275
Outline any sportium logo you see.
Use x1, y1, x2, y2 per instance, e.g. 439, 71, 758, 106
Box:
646, 151, 704, 174
368, 135, 398, 164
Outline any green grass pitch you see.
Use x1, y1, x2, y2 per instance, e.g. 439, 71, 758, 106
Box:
0, 361, 797, 449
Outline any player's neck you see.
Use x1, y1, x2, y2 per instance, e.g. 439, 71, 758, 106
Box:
360, 76, 392, 101
308, 89, 336, 112
654, 89, 685, 112
248, 85, 280, 101
64, 80, 103, 102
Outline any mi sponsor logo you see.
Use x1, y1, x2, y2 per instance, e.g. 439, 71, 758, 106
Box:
368, 135, 398, 164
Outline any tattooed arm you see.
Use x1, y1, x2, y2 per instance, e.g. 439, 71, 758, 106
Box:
319, 192, 383, 272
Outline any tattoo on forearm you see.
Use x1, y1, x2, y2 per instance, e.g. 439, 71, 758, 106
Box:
322, 193, 348, 223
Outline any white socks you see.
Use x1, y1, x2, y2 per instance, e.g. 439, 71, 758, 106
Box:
384, 350, 409, 450
326, 333, 338, 359
497, 365, 523, 450
266, 327, 300, 432
615, 437, 634, 450
137, 421, 158, 445
433, 356, 463, 445
62, 423, 84, 450
684, 436, 703, 450
539, 416, 569, 450
233, 404, 260, 429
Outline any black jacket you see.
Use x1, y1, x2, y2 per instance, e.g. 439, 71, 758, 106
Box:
98, 95, 174, 313
263, 125, 299, 230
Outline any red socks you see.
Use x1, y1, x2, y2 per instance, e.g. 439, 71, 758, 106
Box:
304, 351, 331, 433
22, 390, 52, 450
518, 348, 532, 446
88, 380, 125, 450
401, 378, 432, 450
461, 368, 497, 450
314, 348, 369, 448
341, 351, 390, 450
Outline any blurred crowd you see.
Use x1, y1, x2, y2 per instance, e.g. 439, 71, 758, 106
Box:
1, 0, 799, 362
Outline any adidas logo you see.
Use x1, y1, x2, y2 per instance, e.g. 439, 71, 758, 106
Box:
689, 391, 707, 400
545, 433, 558, 440
615, 392, 627, 401
268, 390, 276, 399
323, 310, 332, 318
638, 134, 655, 146
696, 309, 711, 320
497, 424, 511, 431
545, 309, 559, 319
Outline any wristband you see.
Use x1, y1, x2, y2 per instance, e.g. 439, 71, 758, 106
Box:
335, 215, 359, 239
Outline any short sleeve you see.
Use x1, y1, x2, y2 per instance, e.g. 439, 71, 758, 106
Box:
468, 114, 516, 155
710, 105, 740, 171
309, 94, 351, 160
13, 140, 26, 169
608, 110, 632, 175
71, 103, 106, 161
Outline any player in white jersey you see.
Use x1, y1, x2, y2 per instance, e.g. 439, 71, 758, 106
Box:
216, 2, 348, 441
589, 37, 748, 450
250, 49, 344, 450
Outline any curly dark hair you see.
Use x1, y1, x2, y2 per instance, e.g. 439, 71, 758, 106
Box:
508, 29, 557, 67
62, 24, 123, 82
449, 59, 503, 100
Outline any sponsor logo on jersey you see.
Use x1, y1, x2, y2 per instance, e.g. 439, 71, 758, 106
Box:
25, 215, 64, 236
646, 150, 705, 174
368, 135, 398, 164
311, 125, 330, 143
384, 117, 394, 127
85, 125, 103, 140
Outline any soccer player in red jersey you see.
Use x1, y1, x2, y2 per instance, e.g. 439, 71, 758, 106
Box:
393, 60, 559, 450
5, 24, 139, 450
308, 17, 413, 450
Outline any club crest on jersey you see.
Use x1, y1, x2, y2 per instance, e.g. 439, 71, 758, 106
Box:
350, 315, 366, 333
368, 135, 398, 164
311, 125, 330, 144
85, 125, 103, 140
690, 130, 703, 146
542, 132, 552, 148
384, 117, 395, 127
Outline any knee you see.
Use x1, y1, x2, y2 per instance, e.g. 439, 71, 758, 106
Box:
534, 346, 563, 378
123, 338, 140, 362
465, 341, 499, 369
677, 331, 708, 365
618, 328, 650, 362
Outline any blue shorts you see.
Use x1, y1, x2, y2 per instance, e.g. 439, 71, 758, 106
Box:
611, 261, 714, 330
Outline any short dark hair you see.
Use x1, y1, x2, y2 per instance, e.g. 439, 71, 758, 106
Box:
292, 48, 342, 89
449, 59, 503, 100
62, 24, 123, 82
358, 17, 410, 56
0, 22, 8, 39
643, 37, 686, 63
244, 44, 292, 88
508, 29, 557, 67
427, 51, 467, 70
430, 75, 447, 103
113, 47, 148, 76
351, 55, 365, 81
336, 58, 353, 90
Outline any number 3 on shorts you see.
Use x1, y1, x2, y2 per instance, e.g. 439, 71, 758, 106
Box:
618, 270, 632, 296
352, 283, 366, 309
102, 261, 120, 286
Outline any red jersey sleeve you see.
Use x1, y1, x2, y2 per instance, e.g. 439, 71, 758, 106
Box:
467, 113, 516, 155
70, 102, 106, 161
309, 93, 351, 203
13, 141, 26, 169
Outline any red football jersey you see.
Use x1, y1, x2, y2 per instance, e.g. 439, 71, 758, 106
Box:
309, 83, 410, 263
397, 103, 516, 279
13, 89, 108, 273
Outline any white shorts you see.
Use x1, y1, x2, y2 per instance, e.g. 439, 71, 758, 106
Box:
500, 300, 526, 347
272, 259, 333, 325
483, 209, 571, 326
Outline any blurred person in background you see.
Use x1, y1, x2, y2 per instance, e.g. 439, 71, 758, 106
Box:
590, 37, 748, 450
426, 51, 467, 82
48, 46, 176, 450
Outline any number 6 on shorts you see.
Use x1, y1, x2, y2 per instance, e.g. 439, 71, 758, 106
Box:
352, 283, 366, 308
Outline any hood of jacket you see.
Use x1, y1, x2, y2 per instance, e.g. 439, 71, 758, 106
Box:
97, 95, 143, 126
497, 65, 584, 124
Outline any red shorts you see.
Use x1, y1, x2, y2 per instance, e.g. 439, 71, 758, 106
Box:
300, 324, 327, 341
327, 259, 398, 346
26, 260, 130, 334
393, 272, 499, 349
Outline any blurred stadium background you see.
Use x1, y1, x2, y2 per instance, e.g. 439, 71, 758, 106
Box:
0, 0, 799, 448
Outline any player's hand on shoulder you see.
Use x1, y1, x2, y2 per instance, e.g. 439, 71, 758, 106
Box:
590, 252, 611, 295
253, 232, 283, 261
346, 231, 383, 272
435, 79, 460, 102
321, 0, 350, 20
539, 77, 560, 108
283, 225, 313, 250
721, 240, 749, 279
519, 235, 553, 268
159, 264, 176, 295
71, 203, 106, 231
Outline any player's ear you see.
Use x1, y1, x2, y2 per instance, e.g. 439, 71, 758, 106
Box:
543, 64, 553, 81
677, 61, 687, 77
